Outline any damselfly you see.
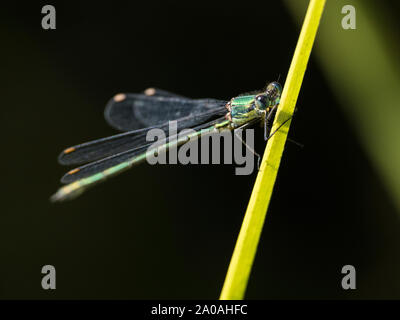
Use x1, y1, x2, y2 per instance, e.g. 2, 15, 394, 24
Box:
51, 82, 283, 202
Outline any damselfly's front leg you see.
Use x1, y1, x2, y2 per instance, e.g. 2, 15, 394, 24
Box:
234, 120, 262, 170
263, 105, 278, 141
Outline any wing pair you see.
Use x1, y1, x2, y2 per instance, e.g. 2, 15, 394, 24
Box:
57, 88, 228, 186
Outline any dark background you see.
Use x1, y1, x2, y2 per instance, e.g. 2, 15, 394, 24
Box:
0, 1, 399, 299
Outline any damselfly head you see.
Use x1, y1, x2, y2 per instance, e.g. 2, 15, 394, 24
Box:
266, 81, 282, 102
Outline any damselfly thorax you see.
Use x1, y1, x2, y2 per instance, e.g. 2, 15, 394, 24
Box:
225, 81, 282, 128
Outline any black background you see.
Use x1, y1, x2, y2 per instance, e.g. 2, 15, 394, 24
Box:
0, 1, 399, 299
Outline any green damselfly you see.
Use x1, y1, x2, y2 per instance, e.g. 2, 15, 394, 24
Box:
51, 82, 283, 202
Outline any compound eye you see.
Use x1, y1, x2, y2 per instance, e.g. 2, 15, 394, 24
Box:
266, 82, 282, 100
255, 94, 268, 110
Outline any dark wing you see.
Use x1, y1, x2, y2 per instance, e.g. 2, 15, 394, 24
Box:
58, 107, 227, 166
60, 115, 228, 184
60, 144, 150, 184
104, 88, 227, 131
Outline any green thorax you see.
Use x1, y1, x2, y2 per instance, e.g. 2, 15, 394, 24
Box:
230, 95, 258, 127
